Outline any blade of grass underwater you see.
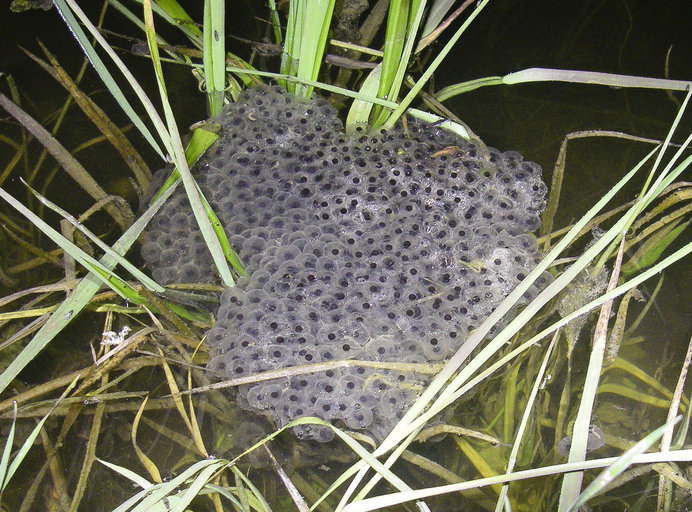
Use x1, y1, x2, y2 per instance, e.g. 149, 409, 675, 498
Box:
0, 180, 179, 395
168, 462, 221, 512
567, 418, 682, 512
142, 0, 235, 287
435, 68, 692, 102
0, 92, 131, 230
26, 41, 153, 191
0, 402, 17, 491
559, 238, 627, 509
203, 0, 225, 116
495, 332, 558, 512
151, 124, 219, 203
98, 459, 153, 491
621, 218, 690, 277
52, 0, 165, 160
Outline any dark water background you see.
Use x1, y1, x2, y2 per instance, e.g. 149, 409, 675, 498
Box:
0, 0, 690, 510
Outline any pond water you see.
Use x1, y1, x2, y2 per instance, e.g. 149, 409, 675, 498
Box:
0, 1, 690, 511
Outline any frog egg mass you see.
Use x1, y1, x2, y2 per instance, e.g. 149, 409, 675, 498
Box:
141, 85, 553, 444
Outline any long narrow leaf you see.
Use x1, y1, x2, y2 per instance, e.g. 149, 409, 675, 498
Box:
22, 180, 165, 293
0, 179, 179, 395
52, 0, 166, 159
142, 0, 235, 287
2, 377, 79, 491
0, 187, 146, 303
203, 0, 226, 115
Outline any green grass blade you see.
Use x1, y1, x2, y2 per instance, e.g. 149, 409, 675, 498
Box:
435, 68, 691, 102
0, 187, 146, 304
203, 0, 226, 116
52, 0, 166, 160
0, 180, 179, 395
382, 0, 491, 129
147, 0, 203, 41
98, 459, 153, 490
495, 333, 558, 511
22, 180, 166, 294
0, 402, 17, 491
267, 0, 283, 45
566, 418, 682, 512
294, 0, 336, 98
280, 0, 302, 92
370, 0, 409, 125
346, 65, 382, 132
169, 462, 222, 512
142, 0, 235, 287
151, 124, 220, 203
622, 219, 690, 277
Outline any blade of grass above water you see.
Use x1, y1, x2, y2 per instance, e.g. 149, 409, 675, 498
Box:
0, 187, 146, 303
435, 68, 692, 102
52, 0, 165, 160
21, 180, 165, 294
203, 0, 225, 116
382, 0, 491, 129
142, 0, 235, 287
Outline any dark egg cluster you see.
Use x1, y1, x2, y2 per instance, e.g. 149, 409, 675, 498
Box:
141, 85, 552, 443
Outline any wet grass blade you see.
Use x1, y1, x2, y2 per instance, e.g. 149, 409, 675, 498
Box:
370, 0, 409, 126
142, 0, 235, 287
0, 187, 146, 304
567, 418, 682, 512
435, 68, 692, 102
283, 0, 336, 98
383, 0, 491, 129
22, 180, 165, 294
346, 65, 382, 132
53, 0, 166, 160
203, 0, 225, 116
0, 377, 79, 492
0, 92, 132, 229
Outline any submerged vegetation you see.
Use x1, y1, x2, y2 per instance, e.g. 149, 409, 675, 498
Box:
0, 1, 691, 511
